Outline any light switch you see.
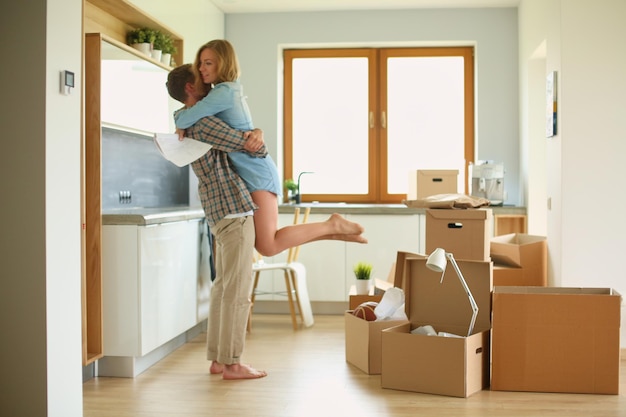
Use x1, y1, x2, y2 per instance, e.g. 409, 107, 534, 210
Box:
60, 70, 74, 95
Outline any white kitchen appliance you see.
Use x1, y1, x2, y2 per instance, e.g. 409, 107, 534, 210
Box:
469, 161, 505, 205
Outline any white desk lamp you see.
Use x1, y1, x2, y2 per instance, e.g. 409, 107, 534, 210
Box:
426, 248, 479, 337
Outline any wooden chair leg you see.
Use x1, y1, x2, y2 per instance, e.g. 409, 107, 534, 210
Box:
289, 270, 305, 326
247, 270, 261, 333
283, 270, 298, 330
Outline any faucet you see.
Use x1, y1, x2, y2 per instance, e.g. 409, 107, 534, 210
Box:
295, 171, 314, 204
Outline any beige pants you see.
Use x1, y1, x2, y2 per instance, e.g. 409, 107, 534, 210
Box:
206, 215, 255, 365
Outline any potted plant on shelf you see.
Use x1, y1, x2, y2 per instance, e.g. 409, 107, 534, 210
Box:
284, 179, 298, 204
154, 32, 177, 66
353, 261, 373, 295
127, 27, 156, 57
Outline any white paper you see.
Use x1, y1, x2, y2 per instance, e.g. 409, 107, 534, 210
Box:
153, 133, 212, 167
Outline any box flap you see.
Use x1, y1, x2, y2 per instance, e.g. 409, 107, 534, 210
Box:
426, 208, 492, 221
393, 251, 426, 289
405, 258, 492, 334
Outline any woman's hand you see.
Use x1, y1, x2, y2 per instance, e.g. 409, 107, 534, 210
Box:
243, 128, 264, 152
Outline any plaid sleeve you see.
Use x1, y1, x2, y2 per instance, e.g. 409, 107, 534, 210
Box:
186, 116, 268, 156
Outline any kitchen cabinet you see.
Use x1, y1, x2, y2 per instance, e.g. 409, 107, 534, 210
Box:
100, 219, 202, 376
81, 0, 184, 365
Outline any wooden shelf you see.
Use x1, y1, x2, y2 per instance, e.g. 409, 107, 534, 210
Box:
84, 0, 184, 67
81, 0, 185, 366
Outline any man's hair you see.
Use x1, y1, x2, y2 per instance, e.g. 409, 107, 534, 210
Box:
166, 64, 194, 103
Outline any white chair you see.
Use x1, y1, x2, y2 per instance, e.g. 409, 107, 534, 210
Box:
248, 207, 314, 331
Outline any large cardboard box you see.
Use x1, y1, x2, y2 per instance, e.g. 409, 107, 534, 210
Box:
491, 286, 622, 394
490, 233, 547, 286
408, 170, 458, 199
381, 258, 493, 397
345, 252, 420, 374
425, 208, 492, 261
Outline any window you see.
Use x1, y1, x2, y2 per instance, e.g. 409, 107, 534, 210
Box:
284, 47, 474, 203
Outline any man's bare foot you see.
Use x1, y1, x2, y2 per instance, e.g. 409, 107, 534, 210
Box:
210, 361, 224, 374
223, 363, 267, 380
327, 213, 365, 235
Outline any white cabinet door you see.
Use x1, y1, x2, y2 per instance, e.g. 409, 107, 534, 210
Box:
345, 214, 421, 297
103, 220, 201, 357
139, 220, 199, 355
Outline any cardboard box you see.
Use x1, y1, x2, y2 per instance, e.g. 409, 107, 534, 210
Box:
408, 170, 458, 199
490, 234, 547, 286
425, 208, 492, 261
381, 258, 493, 397
345, 252, 421, 374
345, 312, 407, 374
491, 286, 622, 394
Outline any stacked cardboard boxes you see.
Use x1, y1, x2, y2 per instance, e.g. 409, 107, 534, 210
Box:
425, 208, 492, 261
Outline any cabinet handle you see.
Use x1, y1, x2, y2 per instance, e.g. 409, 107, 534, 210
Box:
369, 111, 375, 128
381, 111, 387, 129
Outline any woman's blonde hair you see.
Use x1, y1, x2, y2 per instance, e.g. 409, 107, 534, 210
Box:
193, 39, 240, 93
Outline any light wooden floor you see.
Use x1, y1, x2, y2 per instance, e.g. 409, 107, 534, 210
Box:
83, 314, 626, 417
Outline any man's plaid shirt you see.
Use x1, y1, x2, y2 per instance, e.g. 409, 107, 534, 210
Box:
185, 115, 267, 227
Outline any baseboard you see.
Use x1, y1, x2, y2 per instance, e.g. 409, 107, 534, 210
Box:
95, 320, 207, 378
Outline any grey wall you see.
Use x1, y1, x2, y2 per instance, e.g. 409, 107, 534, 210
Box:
225, 8, 520, 204
102, 127, 189, 209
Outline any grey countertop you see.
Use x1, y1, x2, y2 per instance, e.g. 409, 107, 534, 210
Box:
103, 203, 526, 226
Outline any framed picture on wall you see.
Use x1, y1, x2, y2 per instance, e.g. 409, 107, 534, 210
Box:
546, 71, 557, 137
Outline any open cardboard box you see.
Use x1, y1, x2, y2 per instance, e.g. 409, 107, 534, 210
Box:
491, 286, 622, 394
381, 257, 493, 397
490, 233, 547, 286
425, 208, 492, 262
345, 252, 421, 375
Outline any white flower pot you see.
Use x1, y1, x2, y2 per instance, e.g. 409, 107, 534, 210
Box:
355, 279, 371, 295
151, 49, 162, 61
160, 53, 172, 66
131, 42, 151, 57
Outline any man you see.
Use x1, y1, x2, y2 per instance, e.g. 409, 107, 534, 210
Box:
166, 64, 266, 380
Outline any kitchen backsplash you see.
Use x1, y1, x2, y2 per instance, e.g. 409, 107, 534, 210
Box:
102, 127, 189, 209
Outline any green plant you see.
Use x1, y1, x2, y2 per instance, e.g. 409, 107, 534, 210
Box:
126, 27, 156, 45
284, 179, 298, 192
153, 31, 177, 55
353, 262, 373, 280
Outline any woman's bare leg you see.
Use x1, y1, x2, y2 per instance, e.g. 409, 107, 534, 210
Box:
252, 190, 367, 257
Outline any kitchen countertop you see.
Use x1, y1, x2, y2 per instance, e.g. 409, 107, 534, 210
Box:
103, 203, 526, 226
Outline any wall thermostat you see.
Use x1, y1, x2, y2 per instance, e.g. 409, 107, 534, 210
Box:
60, 70, 75, 95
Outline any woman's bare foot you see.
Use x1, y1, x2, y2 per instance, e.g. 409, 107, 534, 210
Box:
223, 363, 267, 380
327, 213, 365, 235
210, 361, 224, 374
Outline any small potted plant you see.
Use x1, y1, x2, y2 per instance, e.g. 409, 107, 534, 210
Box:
155, 32, 177, 66
127, 27, 156, 57
353, 261, 373, 295
284, 179, 298, 204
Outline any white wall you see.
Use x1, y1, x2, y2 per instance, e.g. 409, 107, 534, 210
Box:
224, 8, 521, 205
0, 0, 84, 416
0, 1, 224, 416
519, 0, 626, 346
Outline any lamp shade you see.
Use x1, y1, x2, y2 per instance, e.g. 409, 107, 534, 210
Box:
426, 247, 447, 273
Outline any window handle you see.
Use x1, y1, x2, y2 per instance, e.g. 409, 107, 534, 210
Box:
369, 111, 375, 128
381, 111, 387, 129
